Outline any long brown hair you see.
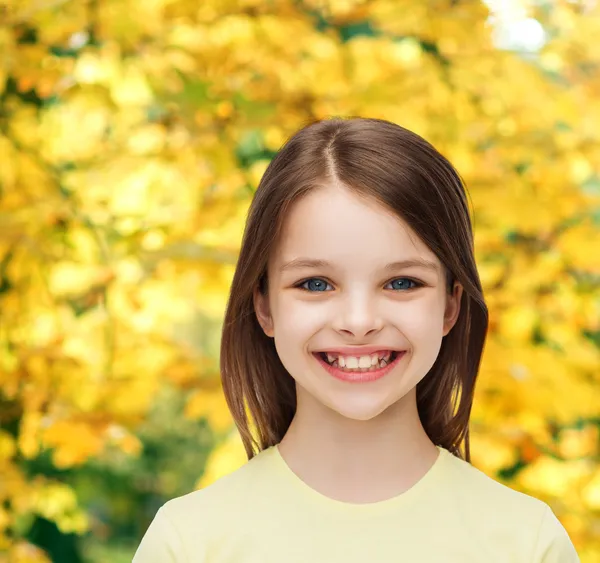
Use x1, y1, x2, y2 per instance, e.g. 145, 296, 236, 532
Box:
220, 116, 488, 463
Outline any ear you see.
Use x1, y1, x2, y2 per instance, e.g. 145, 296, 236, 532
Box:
253, 286, 275, 338
443, 282, 463, 337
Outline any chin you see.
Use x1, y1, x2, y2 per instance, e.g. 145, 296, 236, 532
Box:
322, 394, 397, 422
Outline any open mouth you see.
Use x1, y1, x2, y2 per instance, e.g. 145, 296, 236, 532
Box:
314, 350, 401, 372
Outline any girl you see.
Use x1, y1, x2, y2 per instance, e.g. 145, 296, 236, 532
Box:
133, 117, 579, 562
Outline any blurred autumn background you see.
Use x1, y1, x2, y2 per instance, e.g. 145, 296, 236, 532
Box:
0, 0, 599, 561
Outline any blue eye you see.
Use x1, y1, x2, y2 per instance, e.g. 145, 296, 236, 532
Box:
295, 278, 423, 292
388, 278, 421, 291
298, 279, 331, 292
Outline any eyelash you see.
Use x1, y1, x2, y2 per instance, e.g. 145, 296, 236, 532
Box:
294, 277, 425, 293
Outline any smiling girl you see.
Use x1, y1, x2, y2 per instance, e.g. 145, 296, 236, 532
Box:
133, 117, 579, 562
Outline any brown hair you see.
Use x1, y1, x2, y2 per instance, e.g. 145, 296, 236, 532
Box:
220, 116, 488, 463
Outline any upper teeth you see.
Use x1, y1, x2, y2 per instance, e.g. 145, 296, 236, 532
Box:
325, 352, 393, 368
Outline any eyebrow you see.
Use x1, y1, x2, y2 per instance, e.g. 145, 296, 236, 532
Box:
279, 257, 440, 274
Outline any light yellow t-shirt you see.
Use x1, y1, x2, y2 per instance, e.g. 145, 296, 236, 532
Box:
132, 444, 580, 563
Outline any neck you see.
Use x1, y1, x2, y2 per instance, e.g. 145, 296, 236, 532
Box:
277, 387, 439, 503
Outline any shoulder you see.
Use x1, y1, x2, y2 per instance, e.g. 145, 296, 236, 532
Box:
133, 448, 274, 562
532, 504, 581, 562
439, 449, 579, 561
441, 448, 549, 513
444, 450, 548, 522
133, 504, 186, 563
162, 445, 274, 527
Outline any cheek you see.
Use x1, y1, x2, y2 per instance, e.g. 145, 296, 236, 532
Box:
270, 298, 318, 356
397, 300, 446, 373
401, 302, 445, 336
277, 297, 327, 332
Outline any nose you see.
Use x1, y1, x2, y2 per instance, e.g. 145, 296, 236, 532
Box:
332, 293, 384, 338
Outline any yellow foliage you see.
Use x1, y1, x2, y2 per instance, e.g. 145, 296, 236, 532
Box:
559, 426, 600, 460
185, 388, 234, 434
41, 421, 105, 468
31, 482, 89, 534
195, 432, 248, 490
469, 432, 519, 475
496, 305, 538, 343
556, 217, 600, 272
0, 541, 52, 563
582, 470, 600, 511
0, 431, 16, 463
17, 411, 42, 460
0, 0, 599, 559
517, 456, 594, 500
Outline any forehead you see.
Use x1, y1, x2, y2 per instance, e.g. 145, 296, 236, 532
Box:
272, 185, 440, 270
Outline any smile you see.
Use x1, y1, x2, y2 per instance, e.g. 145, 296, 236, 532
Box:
319, 350, 398, 370
312, 351, 406, 383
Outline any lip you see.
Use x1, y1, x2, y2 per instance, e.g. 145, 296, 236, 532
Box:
312, 345, 406, 356
313, 351, 406, 383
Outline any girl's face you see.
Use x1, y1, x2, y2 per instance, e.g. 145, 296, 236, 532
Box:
254, 184, 463, 422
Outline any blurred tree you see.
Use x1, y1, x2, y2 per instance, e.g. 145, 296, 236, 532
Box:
0, 0, 598, 561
